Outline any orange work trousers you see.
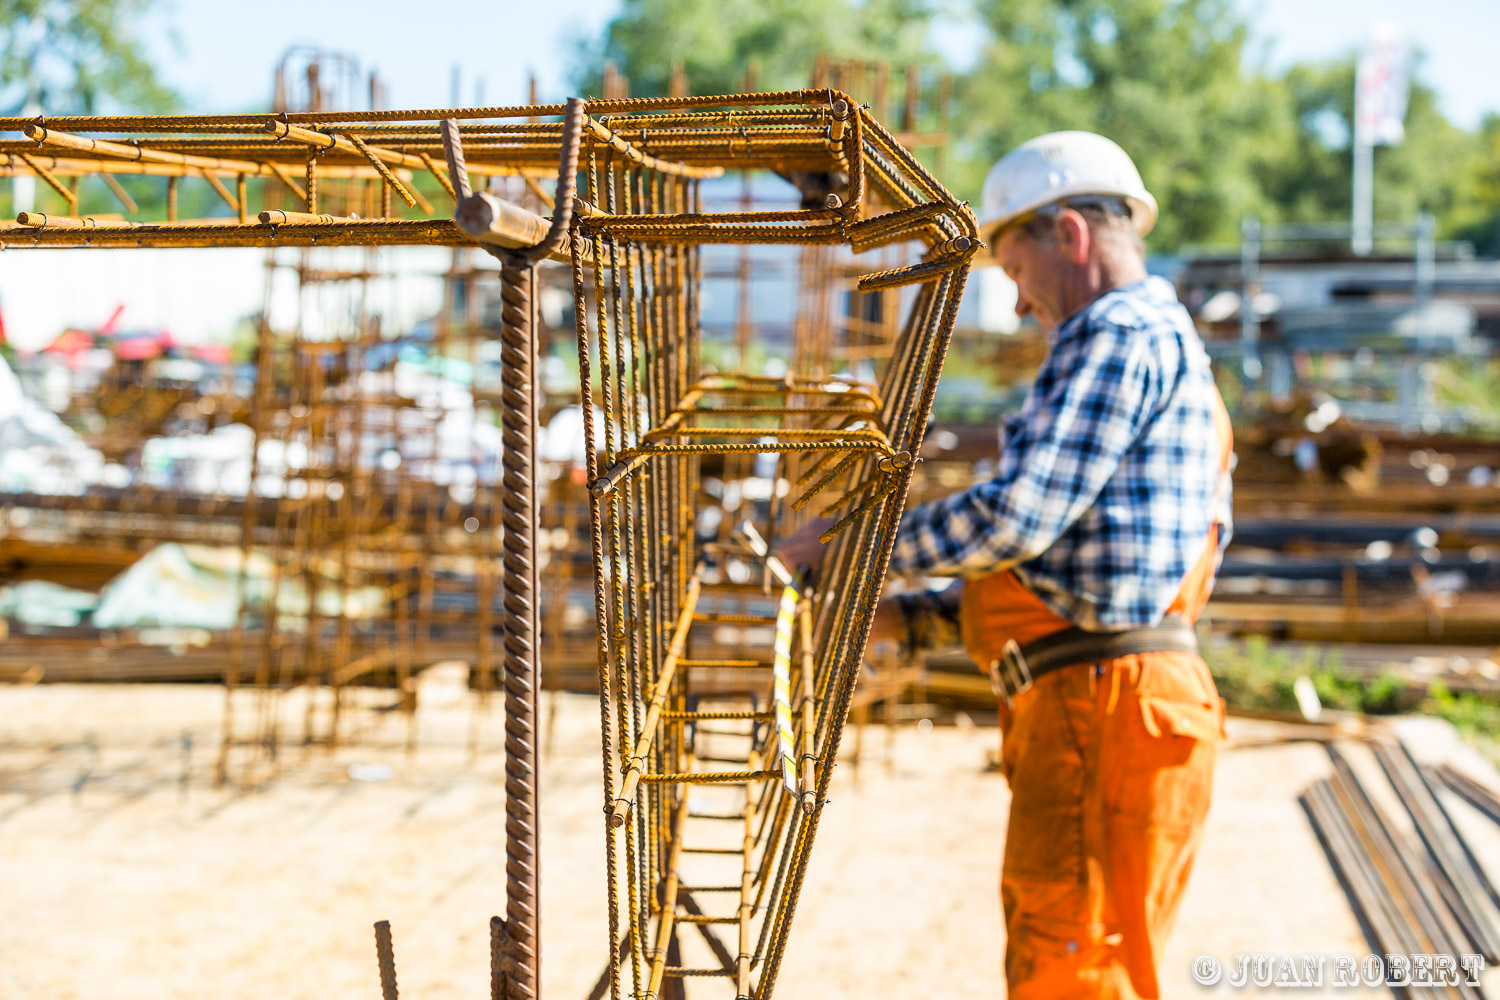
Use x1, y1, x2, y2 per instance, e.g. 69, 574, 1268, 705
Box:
997, 649, 1222, 999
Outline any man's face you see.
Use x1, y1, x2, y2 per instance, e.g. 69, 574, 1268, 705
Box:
992, 224, 1073, 332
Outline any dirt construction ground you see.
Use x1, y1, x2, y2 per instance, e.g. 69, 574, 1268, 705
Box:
4, 671, 1500, 999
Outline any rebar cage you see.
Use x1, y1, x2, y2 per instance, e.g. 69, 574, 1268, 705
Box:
0, 90, 978, 999
558, 93, 978, 1000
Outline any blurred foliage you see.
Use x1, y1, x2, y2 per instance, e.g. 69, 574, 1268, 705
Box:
958, 0, 1286, 249
0, 1, 179, 221
1428, 682, 1500, 761
1430, 358, 1500, 431
1460, 116, 1500, 256
573, 0, 940, 97
1261, 59, 1494, 250
1207, 636, 1500, 762
576, 0, 1500, 254
0, 0, 177, 115
1207, 636, 1412, 715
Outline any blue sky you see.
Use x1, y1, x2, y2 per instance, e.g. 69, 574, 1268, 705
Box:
144, 0, 1497, 128
1243, 0, 1497, 128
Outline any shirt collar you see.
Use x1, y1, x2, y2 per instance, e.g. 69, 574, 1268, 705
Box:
1047, 276, 1174, 345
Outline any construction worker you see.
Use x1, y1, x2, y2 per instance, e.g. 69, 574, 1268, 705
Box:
779, 130, 1233, 999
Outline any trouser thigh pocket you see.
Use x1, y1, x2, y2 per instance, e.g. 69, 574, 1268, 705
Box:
1103, 656, 1220, 829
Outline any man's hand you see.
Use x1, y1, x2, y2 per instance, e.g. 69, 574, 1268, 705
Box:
773, 516, 835, 573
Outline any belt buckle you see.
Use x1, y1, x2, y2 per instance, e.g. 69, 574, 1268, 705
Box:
988, 638, 1034, 708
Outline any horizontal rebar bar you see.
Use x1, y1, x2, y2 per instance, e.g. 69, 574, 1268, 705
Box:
676, 915, 738, 925
662, 710, 776, 722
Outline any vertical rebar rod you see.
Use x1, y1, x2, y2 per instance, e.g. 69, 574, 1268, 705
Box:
498, 253, 541, 1000
491, 915, 507, 1000
374, 920, 399, 1000
470, 111, 587, 998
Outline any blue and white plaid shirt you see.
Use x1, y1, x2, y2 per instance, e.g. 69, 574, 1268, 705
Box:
889, 276, 1232, 631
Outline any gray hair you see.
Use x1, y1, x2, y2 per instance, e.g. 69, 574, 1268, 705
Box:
1017, 196, 1143, 253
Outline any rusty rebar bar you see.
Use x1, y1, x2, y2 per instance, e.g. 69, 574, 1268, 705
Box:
373, 921, 399, 1000
497, 252, 541, 1000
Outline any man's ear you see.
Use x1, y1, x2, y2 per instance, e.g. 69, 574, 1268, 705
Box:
1057, 209, 1091, 265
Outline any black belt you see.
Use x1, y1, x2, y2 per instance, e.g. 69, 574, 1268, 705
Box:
987, 616, 1199, 706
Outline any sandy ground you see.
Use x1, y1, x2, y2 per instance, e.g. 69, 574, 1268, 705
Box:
4, 674, 1500, 1000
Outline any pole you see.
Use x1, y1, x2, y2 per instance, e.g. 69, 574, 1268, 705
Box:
1409, 210, 1438, 431
1414, 211, 1435, 308
1240, 214, 1262, 388
1352, 124, 1374, 256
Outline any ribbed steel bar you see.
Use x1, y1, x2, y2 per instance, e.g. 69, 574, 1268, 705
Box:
0, 151, 385, 178
496, 252, 541, 1000
737, 749, 760, 999
25, 124, 272, 175
0, 89, 841, 131
17, 151, 75, 211
1302, 781, 1415, 973
645, 797, 689, 1000
1305, 771, 1482, 1000
374, 920, 399, 1000
434, 100, 586, 1000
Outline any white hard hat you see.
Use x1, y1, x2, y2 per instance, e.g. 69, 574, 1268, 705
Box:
977, 130, 1158, 246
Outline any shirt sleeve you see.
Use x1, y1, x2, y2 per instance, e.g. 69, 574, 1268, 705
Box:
1213, 455, 1235, 561
888, 321, 1164, 577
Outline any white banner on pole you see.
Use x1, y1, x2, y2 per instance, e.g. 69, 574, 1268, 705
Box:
1355, 21, 1411, 147
1352, 21, 1410, 254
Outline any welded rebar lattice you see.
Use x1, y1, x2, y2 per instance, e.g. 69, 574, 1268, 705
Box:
558, 94, 977, 1000
0, 90, 977, 999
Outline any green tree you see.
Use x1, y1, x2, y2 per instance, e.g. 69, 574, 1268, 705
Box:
1461, 114, 1500, 255
0, 1, 178, 219
572, 0, 939, 99
0, 0, 176, 115
576, 0, 1496, 256
957, 0, 1294, 249
1259, 58, 1489, 245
